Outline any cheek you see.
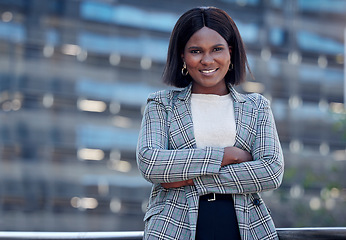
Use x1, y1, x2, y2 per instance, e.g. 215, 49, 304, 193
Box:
185, 57, 200, 68
217, 55, 231, 66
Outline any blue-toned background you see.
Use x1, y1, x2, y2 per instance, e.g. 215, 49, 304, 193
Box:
0, 0, 345, 231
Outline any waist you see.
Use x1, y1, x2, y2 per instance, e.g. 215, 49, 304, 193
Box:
199, 193, 233, 202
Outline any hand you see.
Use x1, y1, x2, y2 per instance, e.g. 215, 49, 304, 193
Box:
161, 179, 194, 189
221, 146, 253, 166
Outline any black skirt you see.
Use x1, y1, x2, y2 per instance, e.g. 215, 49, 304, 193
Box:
195, 193, 241, 240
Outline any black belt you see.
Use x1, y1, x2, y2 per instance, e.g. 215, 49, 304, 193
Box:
200, 193, 233, 202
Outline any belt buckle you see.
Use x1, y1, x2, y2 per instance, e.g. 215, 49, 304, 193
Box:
207, 193, 216, 202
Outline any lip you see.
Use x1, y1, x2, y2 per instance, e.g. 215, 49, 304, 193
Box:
199, 68, 219, 75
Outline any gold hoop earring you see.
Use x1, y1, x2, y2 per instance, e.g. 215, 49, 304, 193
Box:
182, 62, 189, 76
229, 62, 234, 71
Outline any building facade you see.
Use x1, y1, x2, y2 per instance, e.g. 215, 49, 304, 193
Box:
0, 0, 345, 231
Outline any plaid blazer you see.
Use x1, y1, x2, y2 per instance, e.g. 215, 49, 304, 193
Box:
137, 83, 284, 240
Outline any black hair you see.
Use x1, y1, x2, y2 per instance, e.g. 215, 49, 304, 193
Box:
162, 7, 251, 88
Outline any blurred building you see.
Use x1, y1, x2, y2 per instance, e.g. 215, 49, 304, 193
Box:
0, 0, 345, 231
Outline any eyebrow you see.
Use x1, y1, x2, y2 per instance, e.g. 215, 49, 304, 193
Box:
187, 44, 226, 50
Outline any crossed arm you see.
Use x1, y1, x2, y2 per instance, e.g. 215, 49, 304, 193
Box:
161, 146, 252, 189
137, 97, 284, 194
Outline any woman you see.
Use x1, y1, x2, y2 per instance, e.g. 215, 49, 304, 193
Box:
137, 7, 284, 240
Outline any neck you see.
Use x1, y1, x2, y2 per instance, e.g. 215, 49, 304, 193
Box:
191, 83, 229, 96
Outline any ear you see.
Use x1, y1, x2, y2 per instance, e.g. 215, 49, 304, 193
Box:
181, 53, 185, 62
228, 46, 232, 55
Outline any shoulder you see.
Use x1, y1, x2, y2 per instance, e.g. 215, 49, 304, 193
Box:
229, 84, 270, 109
238, 92, 270, 109
147, 88, 186, 105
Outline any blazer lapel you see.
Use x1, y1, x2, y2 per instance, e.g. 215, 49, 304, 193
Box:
168, 84, 197, 150
229, 85, 256, 152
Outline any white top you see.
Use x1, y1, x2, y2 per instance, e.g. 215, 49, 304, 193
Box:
191, 93, 236, 149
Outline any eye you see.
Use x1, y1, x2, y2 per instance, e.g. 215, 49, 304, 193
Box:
190, 49, 201, 54
213, 47, 223, 52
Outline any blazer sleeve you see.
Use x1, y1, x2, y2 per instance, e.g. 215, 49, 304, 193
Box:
136, 94, 224, 184
193, 97, 284, 195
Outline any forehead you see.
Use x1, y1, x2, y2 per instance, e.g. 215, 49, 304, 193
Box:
185, 27, 228, 47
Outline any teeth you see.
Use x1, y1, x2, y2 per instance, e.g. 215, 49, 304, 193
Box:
202, 69, 216, 73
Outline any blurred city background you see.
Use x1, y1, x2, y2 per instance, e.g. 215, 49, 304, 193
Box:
0, 0, 345, 232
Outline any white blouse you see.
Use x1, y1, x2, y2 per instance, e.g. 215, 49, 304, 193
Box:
191, 93, 236, 149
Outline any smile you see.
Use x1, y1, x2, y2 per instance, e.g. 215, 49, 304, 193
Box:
200, 68, 218, 74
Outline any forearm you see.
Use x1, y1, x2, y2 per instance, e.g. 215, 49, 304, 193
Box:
160, 146, 251, 189
194, 147, 284, 195
137, 146, 224, 184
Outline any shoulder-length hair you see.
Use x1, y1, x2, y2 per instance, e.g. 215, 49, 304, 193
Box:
163, 7, 251, 88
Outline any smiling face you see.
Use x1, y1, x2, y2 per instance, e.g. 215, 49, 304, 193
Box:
182, 27, 232, 95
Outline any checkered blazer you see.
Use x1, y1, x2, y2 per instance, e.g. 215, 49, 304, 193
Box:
137, 83, 284, 240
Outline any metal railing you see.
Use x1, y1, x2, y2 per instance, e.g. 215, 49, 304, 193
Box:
0, 231, 143, 240
0, 228, 346, 240
277, 227, 346, 239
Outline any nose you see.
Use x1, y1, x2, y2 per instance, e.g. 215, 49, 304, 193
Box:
200, 53, 214, 65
